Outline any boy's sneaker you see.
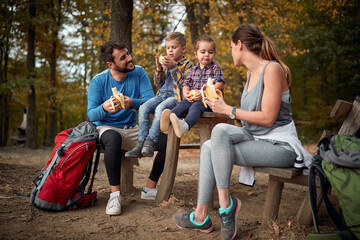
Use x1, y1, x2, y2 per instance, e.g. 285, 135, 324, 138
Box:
141, 139, 156, 157
125, 141, 144, 158
106, 191, 122, 215
217, 195, 241, 240
173, 211, 214, 233
170, 113, 189, 138
160, 109, 172, 133
141, 186, 158, 200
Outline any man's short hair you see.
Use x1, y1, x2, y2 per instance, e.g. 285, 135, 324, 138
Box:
100, 41, 128, 63
165, 32, 186, 47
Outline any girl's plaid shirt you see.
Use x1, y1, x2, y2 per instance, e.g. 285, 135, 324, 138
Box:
183, 62, 225, 90
154, 56, 193, 102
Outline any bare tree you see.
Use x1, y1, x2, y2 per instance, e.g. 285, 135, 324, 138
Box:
185, 1, 210, 44
46, 0, 62, 146
26, 0, 37, 148
110, 0, 133, 53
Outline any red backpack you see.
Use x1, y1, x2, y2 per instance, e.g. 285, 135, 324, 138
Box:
29, 121, 100, 211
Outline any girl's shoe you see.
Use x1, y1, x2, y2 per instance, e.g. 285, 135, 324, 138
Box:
170, 113, 189, 138
160, 109, 172, 133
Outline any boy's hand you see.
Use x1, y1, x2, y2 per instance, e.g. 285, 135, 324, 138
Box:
155, 53, 163, 71
161, 56, 176, 68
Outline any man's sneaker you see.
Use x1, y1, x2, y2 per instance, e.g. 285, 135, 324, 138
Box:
141, 186, 158, 200
125, 141, 144, 158
141, 139, 156, 157
173, 211, 213, 233
106, 191, 122, 215
217, 195, 241, 240
160, 109, 172, 133
170, 113, 189, 138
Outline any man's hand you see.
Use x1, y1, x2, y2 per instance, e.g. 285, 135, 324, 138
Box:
122, 96, 134, 109
103, 98, 120, 113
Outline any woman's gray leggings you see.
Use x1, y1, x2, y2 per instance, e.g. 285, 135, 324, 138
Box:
198, 123, 296, 204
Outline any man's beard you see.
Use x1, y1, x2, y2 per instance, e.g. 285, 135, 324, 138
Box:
114, 60, 135, 73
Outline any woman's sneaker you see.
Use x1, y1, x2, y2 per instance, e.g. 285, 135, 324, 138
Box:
173, 212, 214, 233
217, 195, 241, 240
106, 191, 122, 215
141, 186, 158, 200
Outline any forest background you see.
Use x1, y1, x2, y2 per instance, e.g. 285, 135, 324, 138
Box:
0, 0, 359, 148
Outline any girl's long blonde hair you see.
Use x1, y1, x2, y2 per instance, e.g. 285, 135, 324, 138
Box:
232, 24, 291, 86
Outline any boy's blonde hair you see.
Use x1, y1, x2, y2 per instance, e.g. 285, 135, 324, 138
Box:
194, 34, 216, 53
165, 32, 186, 47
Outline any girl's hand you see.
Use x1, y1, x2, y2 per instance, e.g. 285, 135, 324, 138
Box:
183, 91, 194, 103
205, 97, 232, 115
192, 91, 202, 101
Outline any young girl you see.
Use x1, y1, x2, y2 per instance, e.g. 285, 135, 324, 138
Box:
161, 35, 225, 138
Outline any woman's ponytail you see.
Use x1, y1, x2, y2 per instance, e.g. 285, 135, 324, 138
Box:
261, 37, 291, 86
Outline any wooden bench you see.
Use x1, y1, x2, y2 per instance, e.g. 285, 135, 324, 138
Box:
154, 97, 360, 226
98, 149, 135, 194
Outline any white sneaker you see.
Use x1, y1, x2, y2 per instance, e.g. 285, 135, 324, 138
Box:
106, 191, 122, 215
170, 113, 189, 138
141, 186, 158, 200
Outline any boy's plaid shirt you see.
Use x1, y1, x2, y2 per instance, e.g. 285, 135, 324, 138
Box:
154, 56, 193, 102
183, 62, 225, 90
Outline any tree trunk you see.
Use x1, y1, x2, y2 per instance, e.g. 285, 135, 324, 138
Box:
185, 2, 198, 44
0, 6, 11, 146
199, 0, 210, 35
26, 0, 37, 149
110, 0, 133, 53
46, 0, 62, 146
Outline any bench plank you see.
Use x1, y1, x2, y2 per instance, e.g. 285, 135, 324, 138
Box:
330, 99, 352, 118
254, 167, 302, 179
338, 98, 360, 135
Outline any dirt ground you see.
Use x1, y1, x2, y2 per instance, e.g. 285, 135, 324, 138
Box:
0, 145, 337, 240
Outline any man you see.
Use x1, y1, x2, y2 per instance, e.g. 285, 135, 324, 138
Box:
87, 41, 165, 215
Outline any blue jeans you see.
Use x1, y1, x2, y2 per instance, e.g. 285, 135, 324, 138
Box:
138, 94, 178, 143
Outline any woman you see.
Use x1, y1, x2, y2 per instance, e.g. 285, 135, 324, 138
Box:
173, 24, 312, 240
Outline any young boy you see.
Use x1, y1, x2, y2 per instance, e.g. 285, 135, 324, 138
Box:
125, 32, 193, 158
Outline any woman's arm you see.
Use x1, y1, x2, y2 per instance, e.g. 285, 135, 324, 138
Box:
206, 62, 286, 127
